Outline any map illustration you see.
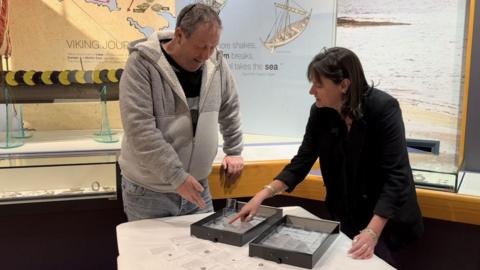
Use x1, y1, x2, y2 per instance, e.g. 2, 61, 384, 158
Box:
10, 0, 176, 70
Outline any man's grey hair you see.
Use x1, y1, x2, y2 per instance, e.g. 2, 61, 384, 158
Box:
176, 3, 222, 37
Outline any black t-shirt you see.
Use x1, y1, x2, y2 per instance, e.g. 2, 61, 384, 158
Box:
161, 42, 202, 136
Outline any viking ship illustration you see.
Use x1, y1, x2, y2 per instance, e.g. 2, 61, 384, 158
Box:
196, 0, 227, 13
262, 0, 311, 52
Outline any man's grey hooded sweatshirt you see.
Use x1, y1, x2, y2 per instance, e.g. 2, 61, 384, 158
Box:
119, 31, 243, 192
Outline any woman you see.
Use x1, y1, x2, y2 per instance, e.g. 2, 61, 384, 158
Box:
231, 47, 423, 267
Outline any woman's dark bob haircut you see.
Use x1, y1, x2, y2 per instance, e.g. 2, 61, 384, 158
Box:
307, 47, 371, 120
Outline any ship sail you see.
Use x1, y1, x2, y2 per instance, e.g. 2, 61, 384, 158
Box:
262, 0, 311, 52
273, 2, 306, 15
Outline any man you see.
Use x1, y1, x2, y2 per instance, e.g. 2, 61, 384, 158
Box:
119, 3, 243, 221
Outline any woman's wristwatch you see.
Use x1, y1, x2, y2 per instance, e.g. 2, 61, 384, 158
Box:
361, 228, 379, 242
263, 184, 279, 196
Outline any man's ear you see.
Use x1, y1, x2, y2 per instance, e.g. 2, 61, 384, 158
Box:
341, 79, 351, 94
174, 27, 184, 43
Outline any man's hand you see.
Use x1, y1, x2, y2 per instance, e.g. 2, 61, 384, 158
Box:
176, 175, 206, 209
222, 155, 243, 177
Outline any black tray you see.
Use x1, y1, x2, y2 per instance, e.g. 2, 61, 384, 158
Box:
190, 202, 283, 247
249, 215, 340, 269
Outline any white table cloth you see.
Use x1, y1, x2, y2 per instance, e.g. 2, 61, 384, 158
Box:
116, 206, 394, 270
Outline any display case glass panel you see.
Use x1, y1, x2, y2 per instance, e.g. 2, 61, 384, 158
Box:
336, 0, 469, 189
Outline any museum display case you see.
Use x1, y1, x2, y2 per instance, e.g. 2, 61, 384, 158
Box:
412, 169, 461, 192
335, 0, 470, 192
0, 129, 120, 204
0, 74, 122, 204
0, 0, 477, 210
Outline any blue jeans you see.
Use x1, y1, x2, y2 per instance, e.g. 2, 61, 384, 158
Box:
121, 176, 214, 221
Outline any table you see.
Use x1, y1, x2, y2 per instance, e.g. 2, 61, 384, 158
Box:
116, 206, 394, 270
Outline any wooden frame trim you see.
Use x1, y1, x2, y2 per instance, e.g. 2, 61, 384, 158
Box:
458, 0, 476, 166
209, 161, 480, 225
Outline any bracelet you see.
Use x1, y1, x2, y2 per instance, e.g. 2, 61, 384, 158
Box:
361, 228, 378, 242
263, 184, 277, 196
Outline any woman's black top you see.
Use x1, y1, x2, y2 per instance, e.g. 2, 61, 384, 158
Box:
276, 88, 424, 249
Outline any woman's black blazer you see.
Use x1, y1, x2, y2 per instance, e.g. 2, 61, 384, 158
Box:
277, 88, 424, 249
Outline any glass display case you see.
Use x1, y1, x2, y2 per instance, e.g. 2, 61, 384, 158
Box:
335, 0, 470, 191
412, 169, 460, 192
0, 129, 121, 204
0, 59, 122, 205
1, 0, 477, 208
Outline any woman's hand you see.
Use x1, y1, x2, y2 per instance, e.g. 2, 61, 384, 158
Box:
229, 192, 268, 223
348, 228, 378, 259
229, 180, 286, 224
349, 214, 387, 259
349, 213, 387, 259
